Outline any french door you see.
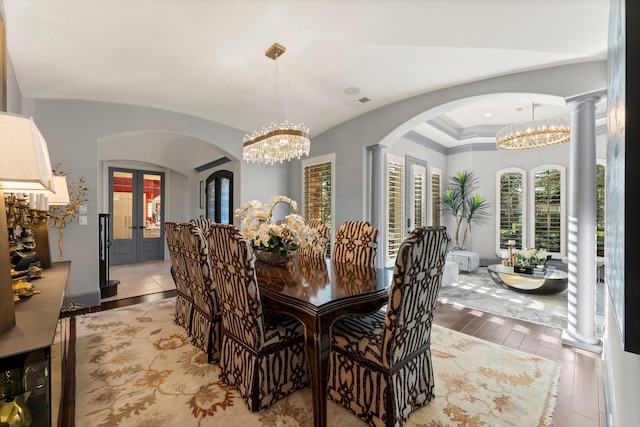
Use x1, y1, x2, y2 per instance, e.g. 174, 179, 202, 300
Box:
109, 168, 165, 265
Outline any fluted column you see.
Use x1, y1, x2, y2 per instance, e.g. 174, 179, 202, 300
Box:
562, 92, 602, 352
369, 145, 387, 269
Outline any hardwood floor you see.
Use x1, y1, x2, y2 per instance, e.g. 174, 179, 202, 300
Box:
60, 290, 606, 427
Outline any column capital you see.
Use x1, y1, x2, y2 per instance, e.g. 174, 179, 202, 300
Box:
367, 144, 387, 155
565, 90, 605, 107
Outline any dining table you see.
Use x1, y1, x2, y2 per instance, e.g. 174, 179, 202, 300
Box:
255, 255, 393, 427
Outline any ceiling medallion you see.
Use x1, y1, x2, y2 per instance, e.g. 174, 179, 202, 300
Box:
243, 43, 310, 165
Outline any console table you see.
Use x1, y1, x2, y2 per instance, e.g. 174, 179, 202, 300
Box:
487, 264, 568, 294
0, 261, 69, 427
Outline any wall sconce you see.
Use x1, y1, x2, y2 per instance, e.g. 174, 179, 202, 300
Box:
0, 113, 55, 335
48, 168, 87, 261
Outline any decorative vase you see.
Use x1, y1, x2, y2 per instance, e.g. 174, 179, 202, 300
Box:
254, 249, 295, 266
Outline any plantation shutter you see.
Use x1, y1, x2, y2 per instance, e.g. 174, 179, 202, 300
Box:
388, 160, 404, 260
413, 171, 425, 228
596, 164, 605, 257
303, 162, 332, 228
431, 172, 441, 226
534, 169, 562, 253
499, 172, 524, 249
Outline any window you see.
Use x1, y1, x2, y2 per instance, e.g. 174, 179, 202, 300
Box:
431, 168, 441, 226
387, 156, 404, 262
497, 169, 525, 250
302, 154, 335, 255
596, 162, 605, 257
206, 170, 233, 224
303, 161, 332, 228
413, 171, 425, 228
532, 167, 564, 253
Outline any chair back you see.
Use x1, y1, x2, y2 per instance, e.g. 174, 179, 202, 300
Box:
164, 222, 192, 298
333, 220, 378, 266
190, 218, 217, 237
206, 223, 267, 350
382, 226, 450, 366
179, 223, 219, 316
298, 219, 330, 257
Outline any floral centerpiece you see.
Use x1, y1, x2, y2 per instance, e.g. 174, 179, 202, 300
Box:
516, 248, 548, 267
234, 196, 324, 265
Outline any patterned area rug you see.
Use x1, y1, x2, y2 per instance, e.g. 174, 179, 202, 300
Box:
75, 298, 560, 427
439, 268, 571, 330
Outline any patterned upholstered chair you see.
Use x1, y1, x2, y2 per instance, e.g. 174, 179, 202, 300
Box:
164, 222, 194, 334
327, 226, 450, 427
333, 220, 378, 266
206, 223, 309, 411
189, 217, 217, 237
177, 223, 222, 363
298, 219, 330, 257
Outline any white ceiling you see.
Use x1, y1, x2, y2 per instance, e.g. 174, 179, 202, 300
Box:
2, 0, 610, 148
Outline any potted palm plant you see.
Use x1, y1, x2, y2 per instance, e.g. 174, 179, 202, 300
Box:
441, 170, 491, 249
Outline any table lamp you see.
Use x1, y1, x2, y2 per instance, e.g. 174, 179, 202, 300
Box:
0, 112, 55, 336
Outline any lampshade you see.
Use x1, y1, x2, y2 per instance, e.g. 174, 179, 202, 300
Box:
48, 175, 71, 206
0, 112, 55, 193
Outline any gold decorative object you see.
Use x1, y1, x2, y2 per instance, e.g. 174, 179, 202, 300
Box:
4, 193, 49, 230
242, 43, 310, 165
496, 103, 570, 150
48, 164, 88, 261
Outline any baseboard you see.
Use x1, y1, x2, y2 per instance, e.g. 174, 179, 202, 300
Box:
63, 290, 101, 310
602, 338, 618, 427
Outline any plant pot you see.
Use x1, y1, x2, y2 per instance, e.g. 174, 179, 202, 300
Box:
254, 249, 295, 266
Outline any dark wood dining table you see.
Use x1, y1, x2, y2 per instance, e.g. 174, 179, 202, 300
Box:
255, 255, 393, 427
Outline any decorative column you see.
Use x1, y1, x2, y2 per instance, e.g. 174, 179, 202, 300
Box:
562, 92, 602, 352
369, 145, 387, 269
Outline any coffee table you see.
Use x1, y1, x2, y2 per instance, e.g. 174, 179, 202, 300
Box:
487, 264, 568, 294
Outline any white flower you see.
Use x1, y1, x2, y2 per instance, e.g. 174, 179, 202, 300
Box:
235, 196, 324, 255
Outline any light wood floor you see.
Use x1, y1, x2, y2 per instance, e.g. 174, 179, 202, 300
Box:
62, 261, 606, 427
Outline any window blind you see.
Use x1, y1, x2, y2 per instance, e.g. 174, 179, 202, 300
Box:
387, 161, 404, 259
414, 172, 425, 228
499, 172, 524, 249
303, 162, 332, 228
534, 169, 562, 253
431, 172, 441, 226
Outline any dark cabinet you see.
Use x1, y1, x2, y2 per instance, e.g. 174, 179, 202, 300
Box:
0, 262, 69, 427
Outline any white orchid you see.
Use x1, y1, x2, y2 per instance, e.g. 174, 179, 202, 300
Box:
516, 248, 548, 266
235, 196, 324, 256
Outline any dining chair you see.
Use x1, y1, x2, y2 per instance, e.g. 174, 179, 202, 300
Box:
333, 220, 378, 266
298, 219, 330, 257
178, 223, 222, 363
189, 217, 217, 237
206, 223, 309, 411
327, 226, 450, 427
164, 222, 195, 334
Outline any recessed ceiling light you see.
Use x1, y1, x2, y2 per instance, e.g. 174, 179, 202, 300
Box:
484, 112, 493, 118
344, 87, 361, 95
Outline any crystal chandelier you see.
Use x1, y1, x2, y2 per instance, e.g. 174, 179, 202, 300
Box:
243, 43, 310, 165
496, 103, 570, 150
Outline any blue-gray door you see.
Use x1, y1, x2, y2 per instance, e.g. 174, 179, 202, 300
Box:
109, 167, 165, 265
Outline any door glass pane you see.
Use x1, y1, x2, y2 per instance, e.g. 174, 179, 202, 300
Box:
220, 177, 230, 224
143, 173, 161, 238
207, 179, 216, 220
113, 171, 133, 239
